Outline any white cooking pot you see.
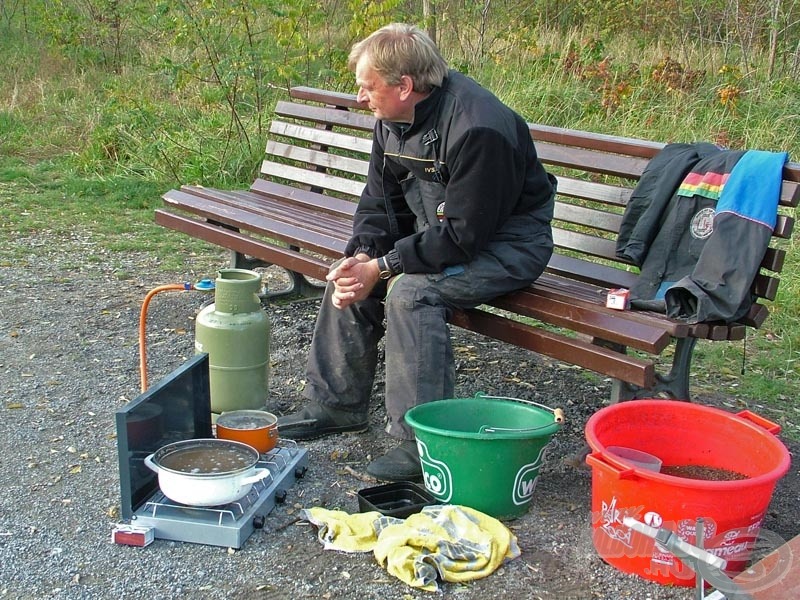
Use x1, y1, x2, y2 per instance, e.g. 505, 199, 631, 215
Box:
144, 438, 271, 507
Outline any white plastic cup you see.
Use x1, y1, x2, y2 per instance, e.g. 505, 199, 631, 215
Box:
606, 446, 663, 472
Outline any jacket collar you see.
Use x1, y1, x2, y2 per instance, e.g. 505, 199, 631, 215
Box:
383, 75, 448, 138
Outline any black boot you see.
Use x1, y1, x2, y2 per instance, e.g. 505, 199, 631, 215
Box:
276, 400, 368, 440
366, 440, 422, 482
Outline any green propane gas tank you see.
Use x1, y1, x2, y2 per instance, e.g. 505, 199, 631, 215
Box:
195, 269, 270, 414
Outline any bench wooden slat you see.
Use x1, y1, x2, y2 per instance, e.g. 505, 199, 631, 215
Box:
249, 179, 357, 219
703, 321, 738, 340
753, 273, 780, 302
556, 177, 632, 207
780, 176, 800, 202
274, 99, 375, 132
269, 120, 373, 155
266, 140, 370, 178
523, 254, 775, 340
761, 247, 786, 273
260, 160, 366, 197
487, 291, 671, 353
531, 273, 694, 337
289, 85, 368, 110
450, 308, 655, 387
553, 229, 619, 261
163, 188, 348, 256
546, 253, 638, 289
739, 302, 770, 330
554, 203, 623, 234
774, 214, 794, 239
537, 141, 649, 179
196, 189, 352, 241
155, 209, 332, 281
529, 123, 664, 158
175, 186, 352, 237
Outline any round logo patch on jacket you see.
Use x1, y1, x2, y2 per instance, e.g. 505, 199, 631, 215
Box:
690, 207, 715, 239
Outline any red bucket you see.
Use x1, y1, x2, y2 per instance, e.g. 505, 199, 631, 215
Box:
585, 399, 790, 587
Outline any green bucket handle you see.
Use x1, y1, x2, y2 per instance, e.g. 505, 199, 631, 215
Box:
474, 393, 565, 434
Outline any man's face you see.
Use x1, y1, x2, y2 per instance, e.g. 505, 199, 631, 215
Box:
355, 55, 413, 123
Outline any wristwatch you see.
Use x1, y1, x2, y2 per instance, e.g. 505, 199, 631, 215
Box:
376, 256, 393, 280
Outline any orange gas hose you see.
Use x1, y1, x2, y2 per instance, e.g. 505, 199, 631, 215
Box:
139, 283, 193, 392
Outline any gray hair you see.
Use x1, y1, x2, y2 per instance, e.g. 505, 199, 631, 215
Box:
348, 23, 448, 93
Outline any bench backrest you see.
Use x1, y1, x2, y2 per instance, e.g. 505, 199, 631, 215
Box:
259, 85, 799, 328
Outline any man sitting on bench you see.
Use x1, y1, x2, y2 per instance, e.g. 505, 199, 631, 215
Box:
277, 22, 557, 481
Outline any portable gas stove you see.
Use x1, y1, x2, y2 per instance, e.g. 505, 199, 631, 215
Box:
115, 354, 308, 549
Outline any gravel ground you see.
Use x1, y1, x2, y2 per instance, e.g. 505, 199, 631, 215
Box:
1, 229, 798, 599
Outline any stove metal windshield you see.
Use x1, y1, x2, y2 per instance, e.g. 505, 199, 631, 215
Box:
115, 353, 213, 519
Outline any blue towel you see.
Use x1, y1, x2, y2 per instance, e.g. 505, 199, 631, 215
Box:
716, 150, 788, 229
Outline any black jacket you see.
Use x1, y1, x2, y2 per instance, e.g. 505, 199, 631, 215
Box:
345, 70, 556, 276
616, 143, 786, 323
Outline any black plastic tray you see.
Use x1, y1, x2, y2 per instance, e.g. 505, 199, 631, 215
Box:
357, 481, 437, 518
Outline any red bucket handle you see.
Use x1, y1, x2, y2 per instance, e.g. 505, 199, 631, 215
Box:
736, 410, 782, 435
586, 451, 639, 480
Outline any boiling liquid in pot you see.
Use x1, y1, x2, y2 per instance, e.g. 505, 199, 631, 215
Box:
160, 444, 253, 474
219, 414, 272, 429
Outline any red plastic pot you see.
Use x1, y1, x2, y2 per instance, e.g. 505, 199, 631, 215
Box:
585, 399, 790, 587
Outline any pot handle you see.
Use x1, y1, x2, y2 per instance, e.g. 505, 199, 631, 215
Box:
143, 453, 160, 474
241, 469, 272, 485
736, 410, 782, 435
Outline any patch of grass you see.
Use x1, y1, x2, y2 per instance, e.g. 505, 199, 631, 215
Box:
0, 157, 217, 272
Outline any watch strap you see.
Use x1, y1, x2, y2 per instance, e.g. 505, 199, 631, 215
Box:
377, 256, 393, 280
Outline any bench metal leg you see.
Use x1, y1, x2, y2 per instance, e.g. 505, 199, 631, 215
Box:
230, 250, 326, 300
610, 337, 697, 403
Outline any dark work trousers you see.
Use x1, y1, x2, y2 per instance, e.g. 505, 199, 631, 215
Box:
303, 228, 552, 440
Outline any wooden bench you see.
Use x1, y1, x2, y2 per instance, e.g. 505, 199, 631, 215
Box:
156, 85, 800, 404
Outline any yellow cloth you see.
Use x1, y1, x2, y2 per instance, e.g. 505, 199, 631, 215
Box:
302, 504, 521, 592
301, 508, 385, 553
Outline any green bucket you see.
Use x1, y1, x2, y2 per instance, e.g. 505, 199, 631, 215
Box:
404, 393, 563, 520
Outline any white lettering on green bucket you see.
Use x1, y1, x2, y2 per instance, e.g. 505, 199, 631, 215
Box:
513, 443, 552, 506
417, 440, 453, 502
